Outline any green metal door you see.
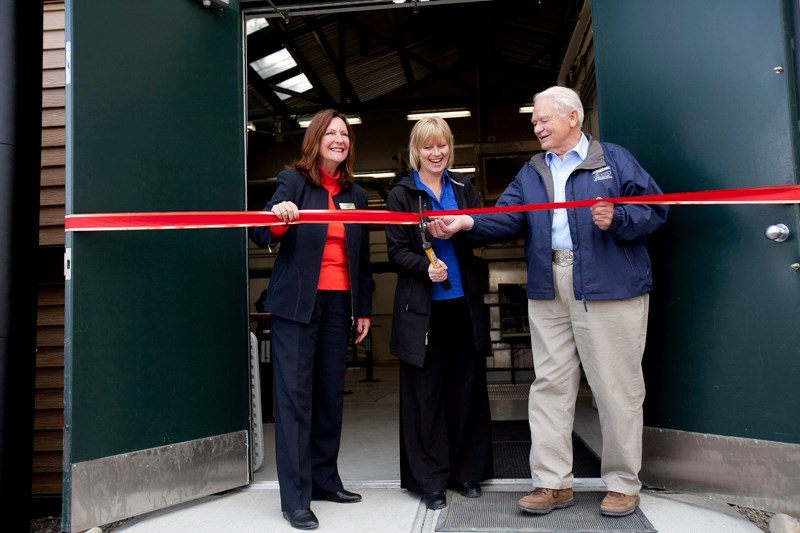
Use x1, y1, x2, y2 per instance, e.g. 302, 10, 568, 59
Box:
63, 1, 249, 531
593, 0, 800, 443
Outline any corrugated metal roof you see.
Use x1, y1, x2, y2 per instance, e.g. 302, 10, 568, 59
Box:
246, 0, 583, 127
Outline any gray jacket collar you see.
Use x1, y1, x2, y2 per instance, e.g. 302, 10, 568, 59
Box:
529, 133, 607, 202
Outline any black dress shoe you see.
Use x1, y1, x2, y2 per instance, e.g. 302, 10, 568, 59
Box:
422, 490, 447, 510
282, 509, 319, 530
451, 480, 482, 498
312, 488, 362, 503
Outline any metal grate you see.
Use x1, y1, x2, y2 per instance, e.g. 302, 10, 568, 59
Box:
436, 491, 656, 533
488, 383, 531, 401
491, 421, 601, 479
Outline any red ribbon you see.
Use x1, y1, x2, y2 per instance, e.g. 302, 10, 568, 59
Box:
65, 209, 419, 232
64, 184, 800, 232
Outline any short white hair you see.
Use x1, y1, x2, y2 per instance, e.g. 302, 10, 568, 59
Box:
534, 86, 584, 126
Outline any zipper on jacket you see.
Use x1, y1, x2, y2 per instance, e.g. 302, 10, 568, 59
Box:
623, 245, 634, 269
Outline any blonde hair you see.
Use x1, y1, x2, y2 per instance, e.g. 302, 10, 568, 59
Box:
408, 116, 455, 171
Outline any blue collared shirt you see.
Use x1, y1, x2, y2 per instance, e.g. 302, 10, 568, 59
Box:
545, 133, 589, 250
413, 170, 464, 300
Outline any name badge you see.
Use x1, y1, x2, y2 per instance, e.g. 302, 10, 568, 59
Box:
339, 202, 356, 210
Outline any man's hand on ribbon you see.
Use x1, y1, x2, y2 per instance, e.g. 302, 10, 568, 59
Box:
428, 215, 474, 239
590, 198, 614, 231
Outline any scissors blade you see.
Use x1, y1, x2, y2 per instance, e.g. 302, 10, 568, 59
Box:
418, 196, 428, 245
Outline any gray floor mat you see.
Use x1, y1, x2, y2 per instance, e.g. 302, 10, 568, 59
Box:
436, 491, 656, 533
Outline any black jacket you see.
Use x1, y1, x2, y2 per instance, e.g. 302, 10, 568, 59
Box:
251, 168, 373, 324
385, 171, 490, 366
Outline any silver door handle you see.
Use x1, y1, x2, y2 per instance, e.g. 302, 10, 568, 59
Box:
765, 224, 790, 242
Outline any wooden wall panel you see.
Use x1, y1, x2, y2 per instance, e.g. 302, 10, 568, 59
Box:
40, 166, 64, 187
36, 1, 66, 498
41, 108, 65, 127
35, 390, 64, 411
32, 474, 63, 496
42, 87, 65, 108
34, 411, 64, 431
42, 127, 65, 147
40, 205, 66, 229
40, 187, 65, 207
40, 227, 66, 247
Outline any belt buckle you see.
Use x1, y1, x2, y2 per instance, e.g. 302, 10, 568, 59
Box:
552, 249, 574, 266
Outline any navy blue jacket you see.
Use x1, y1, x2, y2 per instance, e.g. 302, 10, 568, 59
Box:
469, 135, 668, 302
251, 168, 373, 324
385, 171, 490, 366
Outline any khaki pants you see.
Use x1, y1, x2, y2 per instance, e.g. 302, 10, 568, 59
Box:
526, 263, 648, 495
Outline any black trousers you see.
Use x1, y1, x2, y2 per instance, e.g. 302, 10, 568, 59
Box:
271, 290, 351, 512
399, 297, 494, 494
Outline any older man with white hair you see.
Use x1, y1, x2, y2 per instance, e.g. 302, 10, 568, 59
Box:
428, 86, 668, 517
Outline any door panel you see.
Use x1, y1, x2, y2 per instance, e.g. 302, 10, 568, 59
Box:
64, 1, 248, 530
593, 0, 800, 443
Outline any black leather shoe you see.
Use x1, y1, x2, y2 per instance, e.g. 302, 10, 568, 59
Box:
312, 489, 362, 503
422, 490, 447, 510
451, 480, 481, 498
282, 509, 319, 530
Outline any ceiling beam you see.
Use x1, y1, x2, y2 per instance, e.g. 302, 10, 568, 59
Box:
242, 0, 494, 18
302, 16, 361, 106
265, 17, 336, 105
385, 10, 415, 86
247, 65, 292, 117
345, 15, 476, 96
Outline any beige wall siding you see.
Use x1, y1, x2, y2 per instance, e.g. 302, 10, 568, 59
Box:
36, 1, 66, 497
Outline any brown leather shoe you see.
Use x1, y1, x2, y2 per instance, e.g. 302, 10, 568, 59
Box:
600, 491, 640, 516
517, 487, 574, 514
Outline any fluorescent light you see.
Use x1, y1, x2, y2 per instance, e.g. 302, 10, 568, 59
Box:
407, 109, 471, 121
519, 104, 534, 113
297, 115, 361, 128
451, 166, 476, 173
353, 171, 396, 179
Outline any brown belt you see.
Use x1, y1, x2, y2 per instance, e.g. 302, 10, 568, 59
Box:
552, 249, 574, 266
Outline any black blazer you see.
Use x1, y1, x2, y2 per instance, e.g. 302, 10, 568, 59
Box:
385, 171, 490, 366
251, 168, 373, 324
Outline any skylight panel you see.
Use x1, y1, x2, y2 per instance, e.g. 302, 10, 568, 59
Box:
250, 48, 296, 80
275, 73, 312, 100
246, 17, 269, 35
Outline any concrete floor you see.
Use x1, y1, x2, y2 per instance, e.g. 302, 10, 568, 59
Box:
111, 362, 764, 533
